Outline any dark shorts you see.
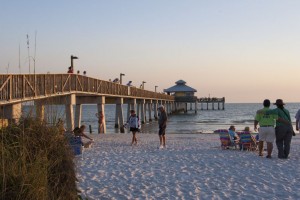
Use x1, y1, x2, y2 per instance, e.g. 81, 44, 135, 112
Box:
130, 127, 139, 132
159, 126, 166, 136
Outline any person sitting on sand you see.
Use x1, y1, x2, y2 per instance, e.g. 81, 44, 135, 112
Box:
228, 125, 239, 144
124, 110, 141, 146
73, 125, 93, 148
242, 126, 257, 150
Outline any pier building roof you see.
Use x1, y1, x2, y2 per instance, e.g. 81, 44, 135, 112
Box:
164, 80, 197, 93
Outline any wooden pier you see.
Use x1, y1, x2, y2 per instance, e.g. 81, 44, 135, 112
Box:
0, 74, 175, 133
198, 97, 225, 110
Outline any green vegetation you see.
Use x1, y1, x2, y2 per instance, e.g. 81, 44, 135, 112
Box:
0, 117, 78, 200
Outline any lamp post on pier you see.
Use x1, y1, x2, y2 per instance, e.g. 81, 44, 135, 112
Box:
71, 55, 78, 72
120, 73, 125, 84
142, 81, 146, 89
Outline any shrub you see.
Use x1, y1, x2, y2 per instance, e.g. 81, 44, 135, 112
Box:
0, 117, 78, 200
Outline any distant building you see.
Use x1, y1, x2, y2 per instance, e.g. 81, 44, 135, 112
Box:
164, 80, 197, 113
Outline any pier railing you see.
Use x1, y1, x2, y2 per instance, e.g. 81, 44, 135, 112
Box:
174, 96, 198, 102
0, 74, 174, 104
198, 97, 225, 102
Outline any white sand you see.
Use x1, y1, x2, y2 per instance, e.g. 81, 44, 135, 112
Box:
76, 133, 300, 200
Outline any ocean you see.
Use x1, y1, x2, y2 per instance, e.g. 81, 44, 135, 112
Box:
23, 103, 300, 134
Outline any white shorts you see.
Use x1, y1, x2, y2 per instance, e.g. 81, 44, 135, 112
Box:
259, 126, 275, 143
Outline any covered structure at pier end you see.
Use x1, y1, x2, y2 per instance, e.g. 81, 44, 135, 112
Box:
164, 80, 198, 113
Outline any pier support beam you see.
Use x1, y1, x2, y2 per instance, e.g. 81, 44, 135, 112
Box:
144, 103, 147, 121
137, 101, 140, 120
195, 101, 198, 113
1, 103, 22, 124
153, 100, 158, 120
97, 97, 106, 133
65, 94, 75, 131
35, 101, 45, 122
74, 104, 82, 128
140, 99, 146, 124
147, 100, 152, 122
167, 102, 171, 115
115, 98, 125, 133
127, 99, 136, 122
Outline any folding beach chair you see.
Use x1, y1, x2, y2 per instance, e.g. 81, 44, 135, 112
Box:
237, 131, 257, 151
214, 129, 238, 150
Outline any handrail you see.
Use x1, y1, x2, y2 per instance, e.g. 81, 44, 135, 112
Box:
0, 74, 174, 104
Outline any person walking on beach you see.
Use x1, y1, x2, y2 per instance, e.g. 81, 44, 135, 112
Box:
124, 110, 140, 146
158, 105, 168, 149
254, 99, 277, 158
272, 99, 293, 159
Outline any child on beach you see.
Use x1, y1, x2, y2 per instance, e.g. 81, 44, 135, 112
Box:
73, 125, 94, 148
124, 110, 141, 146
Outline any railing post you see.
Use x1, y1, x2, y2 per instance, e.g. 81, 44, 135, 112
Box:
44, 74, 46, 95
34, 74, 37, 97
9, 75, 12, 100
22, 75, 25, 99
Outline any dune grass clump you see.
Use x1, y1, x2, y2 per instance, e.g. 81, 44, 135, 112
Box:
0, 117, 78, 200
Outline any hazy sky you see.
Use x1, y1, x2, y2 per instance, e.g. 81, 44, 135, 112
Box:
1, 1, 300, 103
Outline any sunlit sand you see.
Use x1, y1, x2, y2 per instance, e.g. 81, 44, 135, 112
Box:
76, 133, 300, 199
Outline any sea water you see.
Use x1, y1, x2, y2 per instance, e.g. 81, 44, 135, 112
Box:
23, 103, 300, 134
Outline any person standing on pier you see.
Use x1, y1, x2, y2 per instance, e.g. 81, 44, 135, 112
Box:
67, 66, 73, 73
158, 105, 168, 149
124, 110, 140, 146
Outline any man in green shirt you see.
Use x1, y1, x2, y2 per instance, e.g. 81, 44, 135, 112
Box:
254, 99, 277, 158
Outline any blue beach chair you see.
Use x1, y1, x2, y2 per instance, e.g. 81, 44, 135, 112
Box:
237, 131, 257, 151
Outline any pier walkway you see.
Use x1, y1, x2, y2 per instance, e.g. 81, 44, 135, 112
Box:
0, 74, 175, 133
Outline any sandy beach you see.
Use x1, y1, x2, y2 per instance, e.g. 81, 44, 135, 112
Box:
76, 133, 300, 200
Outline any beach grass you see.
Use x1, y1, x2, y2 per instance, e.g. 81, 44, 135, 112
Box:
0, 117, 78, 200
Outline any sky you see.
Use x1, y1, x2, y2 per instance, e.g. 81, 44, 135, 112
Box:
1, 0, 300, 103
